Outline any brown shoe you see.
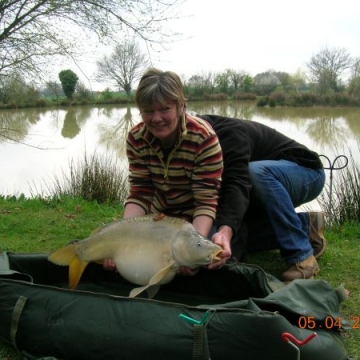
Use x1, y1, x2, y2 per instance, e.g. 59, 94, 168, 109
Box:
309, 211, 327, 258
280, 255, 320, 282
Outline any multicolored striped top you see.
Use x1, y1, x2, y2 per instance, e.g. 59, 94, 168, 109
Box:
125, 113, 223, 221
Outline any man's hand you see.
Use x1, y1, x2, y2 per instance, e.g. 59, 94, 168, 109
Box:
208, 225, 233, 269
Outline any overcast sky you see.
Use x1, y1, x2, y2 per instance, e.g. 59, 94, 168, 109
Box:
74, 0, 360, 90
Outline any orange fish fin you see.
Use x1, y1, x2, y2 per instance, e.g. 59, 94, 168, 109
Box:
48, 244, 88, 289
48, 244, 77, 266
69, 257, 89, 289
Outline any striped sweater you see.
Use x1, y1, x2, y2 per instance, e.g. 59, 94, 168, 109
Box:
125, 113, 223, 221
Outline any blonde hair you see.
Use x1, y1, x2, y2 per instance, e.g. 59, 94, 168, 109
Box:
135, 68, 186, 111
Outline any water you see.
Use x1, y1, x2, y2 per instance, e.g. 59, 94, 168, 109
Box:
0, 102, 358, 201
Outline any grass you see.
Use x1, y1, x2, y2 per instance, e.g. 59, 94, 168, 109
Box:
0, 196, 359, 359
246, 222, 360, 359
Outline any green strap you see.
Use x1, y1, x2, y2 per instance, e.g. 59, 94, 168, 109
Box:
10, 295, 27, 350
192, 324, 211, 360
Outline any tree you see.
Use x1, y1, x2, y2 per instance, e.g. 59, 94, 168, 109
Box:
307, 46, 353, 95
348, 57, 360, 97
243, 75, 253, 93
214, 71, 231, 94
290, 69, 307, 94
42, 81, 64, 100
59, 70, 79, 99
0, 73, 41, 105
227, 69, 250, 93
0, 0, 181, 78
96, 40, 148, 96
253, 71, 280, 95
185, 72, 216, 96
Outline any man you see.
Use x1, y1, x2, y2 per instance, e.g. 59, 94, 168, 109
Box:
199, 114, 326, 282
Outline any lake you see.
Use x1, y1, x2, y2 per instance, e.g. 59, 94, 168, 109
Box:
0, 102, 358, 204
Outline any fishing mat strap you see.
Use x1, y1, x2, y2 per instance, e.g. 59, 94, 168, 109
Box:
10, 295, 27, 350
192, 324, 211, 360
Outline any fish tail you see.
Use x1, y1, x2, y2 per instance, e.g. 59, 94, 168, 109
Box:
48, 244, 88, 289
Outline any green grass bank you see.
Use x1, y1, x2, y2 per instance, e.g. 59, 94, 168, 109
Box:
0, 196, 359, 359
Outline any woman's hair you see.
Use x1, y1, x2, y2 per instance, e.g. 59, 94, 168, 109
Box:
135, 68, 186, 111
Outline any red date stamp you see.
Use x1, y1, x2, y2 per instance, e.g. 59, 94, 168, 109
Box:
298, 315, 360, 330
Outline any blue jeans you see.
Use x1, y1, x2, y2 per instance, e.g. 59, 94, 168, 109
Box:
240, 160, 325, 264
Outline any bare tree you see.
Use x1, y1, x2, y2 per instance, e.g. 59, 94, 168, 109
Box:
307, 46, 353, 95
0, 0, 181, 79
348, 57, 360, 97
96, 40, 149, 96
42, 81, 64, 100
227, 69, 249, 93
351, 57, 360, 79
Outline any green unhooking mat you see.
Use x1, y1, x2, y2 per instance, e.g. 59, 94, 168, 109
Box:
0, 252, 350, 360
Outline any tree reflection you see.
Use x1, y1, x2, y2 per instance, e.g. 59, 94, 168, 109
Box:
306, 116, 349, 149
0, 109, 44, 143
345, 113, 360, 142
61, 109, 81, 139
187, 101, 258, 120
253, 105, 355, 149
97, 106, 139, 157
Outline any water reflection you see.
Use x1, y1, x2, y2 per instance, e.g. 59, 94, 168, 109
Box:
62, 109, 81, 139
97, 106, 139, 157
0, 108, 44, 143
0, 102, 358, 197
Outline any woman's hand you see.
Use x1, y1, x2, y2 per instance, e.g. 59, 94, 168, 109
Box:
103, 259, 117, 271
177, 267, 199, 276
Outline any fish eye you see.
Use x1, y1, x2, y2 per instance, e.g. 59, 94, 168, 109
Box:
196, 241, 202, 247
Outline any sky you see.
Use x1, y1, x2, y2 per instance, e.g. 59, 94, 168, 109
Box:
71, 0, 360, 90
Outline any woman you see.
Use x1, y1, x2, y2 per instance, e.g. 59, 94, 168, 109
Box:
124, 68, 224, 252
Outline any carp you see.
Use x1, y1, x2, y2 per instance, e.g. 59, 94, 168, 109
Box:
48, 214, 222, 298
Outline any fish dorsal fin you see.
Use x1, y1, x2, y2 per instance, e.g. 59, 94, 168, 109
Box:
129, 261, 176, 298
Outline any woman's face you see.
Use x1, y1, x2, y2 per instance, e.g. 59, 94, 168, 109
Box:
140, 100, 184, 147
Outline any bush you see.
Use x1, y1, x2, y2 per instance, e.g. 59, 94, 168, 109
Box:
203, 93, 228, 101
233, 92, 257, 100
256, 97, 268, 107
269, 99, 276, 107
269, 91, 286, 106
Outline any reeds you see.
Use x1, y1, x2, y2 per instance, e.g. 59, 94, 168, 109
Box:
46, 151, 129, 204
40, 145, 360, 225
319, 150, 360, 225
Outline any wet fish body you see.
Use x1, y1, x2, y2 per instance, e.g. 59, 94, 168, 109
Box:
48, 214, 222, 298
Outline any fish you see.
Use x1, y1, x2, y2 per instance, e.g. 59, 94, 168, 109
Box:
48, 213, 222, 298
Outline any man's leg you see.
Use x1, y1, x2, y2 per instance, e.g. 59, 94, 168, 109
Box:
245, 160, 325, 281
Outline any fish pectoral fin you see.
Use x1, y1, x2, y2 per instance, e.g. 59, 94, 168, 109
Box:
129, 284, 150, 298
129, 261, 176, 299
146, 285, 160, 298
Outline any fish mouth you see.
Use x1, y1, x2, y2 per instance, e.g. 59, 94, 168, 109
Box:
211, 249, 223, 263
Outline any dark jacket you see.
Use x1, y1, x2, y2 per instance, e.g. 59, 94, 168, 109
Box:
199, 114, 323, 237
